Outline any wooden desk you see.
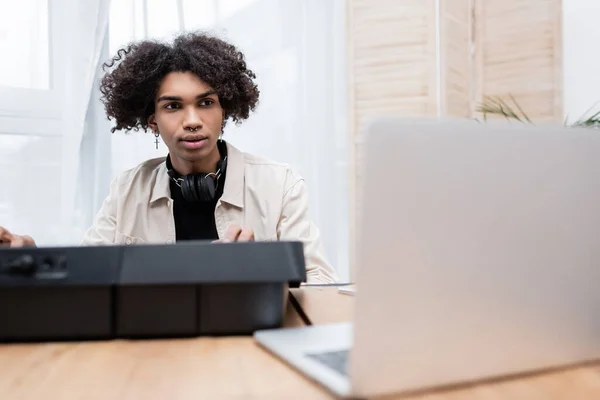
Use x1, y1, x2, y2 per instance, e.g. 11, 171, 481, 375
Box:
0, 286, 599, 399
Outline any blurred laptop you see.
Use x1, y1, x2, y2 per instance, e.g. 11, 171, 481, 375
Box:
254, 117, 600, 398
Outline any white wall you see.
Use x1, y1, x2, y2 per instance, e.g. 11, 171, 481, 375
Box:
563, 0, 600, 122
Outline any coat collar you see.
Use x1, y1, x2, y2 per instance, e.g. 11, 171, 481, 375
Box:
150, 140, 244, 208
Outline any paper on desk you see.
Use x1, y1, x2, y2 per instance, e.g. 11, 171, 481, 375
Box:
338, 286, 356, 296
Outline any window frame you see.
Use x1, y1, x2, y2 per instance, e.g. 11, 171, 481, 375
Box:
0, 0, 63, 137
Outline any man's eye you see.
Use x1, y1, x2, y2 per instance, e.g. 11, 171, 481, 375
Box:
164, 103, 181, 110
199, 99, 214, 107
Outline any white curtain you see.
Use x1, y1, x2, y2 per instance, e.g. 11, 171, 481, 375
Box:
0, 0, 111, 246
91, 0, 350, 280
54, 0, 112, 242
563, 0, 600, 121
221, 0, 350, 281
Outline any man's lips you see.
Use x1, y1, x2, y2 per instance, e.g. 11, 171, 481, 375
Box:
180, 134, 207, 142
180, 135, 208, 149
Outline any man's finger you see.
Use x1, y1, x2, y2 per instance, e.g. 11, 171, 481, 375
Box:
0, 227, 13, 242
224, 224, 243, 242
238, 228, 255, 242
22, 235, 35, 247
10, 236, 25, 248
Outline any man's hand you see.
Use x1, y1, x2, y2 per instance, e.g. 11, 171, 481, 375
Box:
0, 226, 36, 248
214, 224, 255, 243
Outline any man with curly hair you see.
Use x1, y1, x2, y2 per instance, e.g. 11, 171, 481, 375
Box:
0, 32, 337, 284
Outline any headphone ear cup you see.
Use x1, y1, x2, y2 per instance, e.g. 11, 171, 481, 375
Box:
192, 175, 203, 202
178, 172, 219, 202
180, 174, 216, 202
181, 175, 197, 202
199, 176, 217, 202
180, 176, 189, 201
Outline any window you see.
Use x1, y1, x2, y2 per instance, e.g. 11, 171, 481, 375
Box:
0, 1, 67, 246
0, 0, 59, 124
0, 134, 63, 244
0, 0, 50, 90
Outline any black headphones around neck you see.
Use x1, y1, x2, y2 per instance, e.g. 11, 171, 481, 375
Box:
166, 141, 228, 202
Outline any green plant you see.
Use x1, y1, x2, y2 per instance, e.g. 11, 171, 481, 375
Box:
475, 95, 600, 129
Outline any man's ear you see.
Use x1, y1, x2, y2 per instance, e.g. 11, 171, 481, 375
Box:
221, 111, 227, 132
148, 114, 158, 133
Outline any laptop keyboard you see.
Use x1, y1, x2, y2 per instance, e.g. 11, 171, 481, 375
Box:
306, 349, 349, 376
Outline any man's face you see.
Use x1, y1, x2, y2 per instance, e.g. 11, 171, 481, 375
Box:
148, 71, 224, 174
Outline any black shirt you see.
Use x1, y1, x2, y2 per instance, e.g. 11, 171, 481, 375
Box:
168, 146, 227, 241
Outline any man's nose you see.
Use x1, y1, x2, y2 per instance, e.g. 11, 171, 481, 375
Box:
182, 107, 202, 130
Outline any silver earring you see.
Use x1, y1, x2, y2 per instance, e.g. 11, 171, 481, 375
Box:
154, 132, 160, 149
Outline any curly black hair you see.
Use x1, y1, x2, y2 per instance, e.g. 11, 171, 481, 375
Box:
100, 32, 260, 133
